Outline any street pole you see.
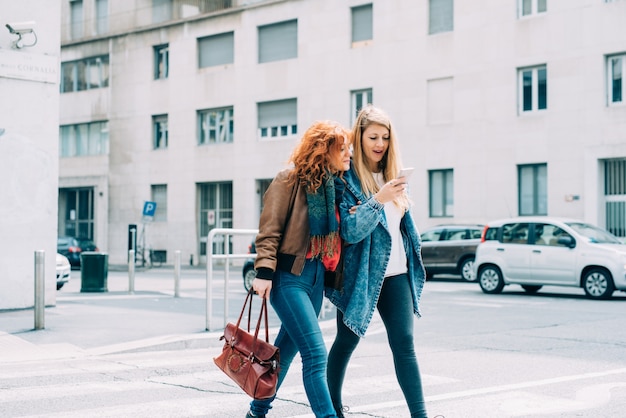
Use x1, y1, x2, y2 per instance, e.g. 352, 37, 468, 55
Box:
174, 250, 181, 298
128, 249, 135, 294
34, 250, 45, 330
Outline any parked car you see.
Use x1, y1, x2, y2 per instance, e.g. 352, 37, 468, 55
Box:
77, 237, 98, 252
474, 216, 626, 299
242, 242, 257, 291
57, 236, 82, 268
57, 236, 99, 268
420, 224, 484, 281
56, 253, 71, 290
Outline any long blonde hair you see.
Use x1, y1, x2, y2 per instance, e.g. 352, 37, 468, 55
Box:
351, 105, 410, 212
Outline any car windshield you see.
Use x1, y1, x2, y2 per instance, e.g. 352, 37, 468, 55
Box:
566, 222, 623, 244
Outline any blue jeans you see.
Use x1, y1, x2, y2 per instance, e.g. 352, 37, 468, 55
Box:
249, 259, 337, 418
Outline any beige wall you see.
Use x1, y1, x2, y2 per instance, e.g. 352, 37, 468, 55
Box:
0, 0, 61, 309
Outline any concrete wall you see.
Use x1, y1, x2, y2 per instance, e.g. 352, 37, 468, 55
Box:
0, 1, 61, 309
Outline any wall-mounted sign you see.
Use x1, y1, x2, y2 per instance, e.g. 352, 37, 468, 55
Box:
0, 49, 58, 84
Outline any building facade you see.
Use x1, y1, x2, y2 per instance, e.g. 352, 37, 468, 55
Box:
59, 0, 626, 267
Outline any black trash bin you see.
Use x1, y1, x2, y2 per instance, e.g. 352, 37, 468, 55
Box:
80, 252, 108, 292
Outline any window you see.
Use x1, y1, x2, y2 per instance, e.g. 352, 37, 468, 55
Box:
429, 0, 453, 34
198, 107, 234, 145
502, 222, 530, 244
518, 65, 547, 113
95, 0, 108, 34
429, 169, 453, 217
519, 0, 547, 17
518, 164, 547, 216
351, 89, 373, 124
257, 99, 297, 140
199, 32, 234, 68
70, 0, 83, 39
258, 20, 297, 63
151, 185, 167, 222
61, 55, 110, 93
154, 44, 169, 79
351, 4, 373, 44
427, 77, 453, 124
607, 54, 625, 105
59, 121, 109, 157
153, 115, 168, 150
153, 0, 172, 23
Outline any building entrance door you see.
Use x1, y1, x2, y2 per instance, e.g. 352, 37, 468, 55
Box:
604, 158, 626, 239
58, 187, 95, 240
198, 182, 232, 264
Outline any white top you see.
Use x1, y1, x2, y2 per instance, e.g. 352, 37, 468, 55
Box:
372, 172, 408, 278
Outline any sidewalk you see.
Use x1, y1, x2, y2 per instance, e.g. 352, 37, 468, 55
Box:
0, 267, 327, 364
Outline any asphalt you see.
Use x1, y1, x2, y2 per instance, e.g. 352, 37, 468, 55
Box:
0, 265, 319, 363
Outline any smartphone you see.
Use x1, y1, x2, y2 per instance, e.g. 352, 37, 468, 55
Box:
397, 167, 414, 180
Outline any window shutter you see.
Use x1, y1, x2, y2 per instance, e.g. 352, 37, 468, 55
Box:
351, 4, 373, 42
258, 99, 297, 128
258, 20, 297, 63
199, 32, 234, 68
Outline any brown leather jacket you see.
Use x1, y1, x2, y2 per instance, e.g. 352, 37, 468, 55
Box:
254, 168, 310, 279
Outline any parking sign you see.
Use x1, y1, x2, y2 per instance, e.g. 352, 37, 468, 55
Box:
143, 201, 157, 217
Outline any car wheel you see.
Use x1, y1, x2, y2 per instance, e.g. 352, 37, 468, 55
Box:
460, 257, 476, 282
521, 285, 542, 294
582, 268, 614, 299
478, 265, 504, 294
243, 267, 256, 291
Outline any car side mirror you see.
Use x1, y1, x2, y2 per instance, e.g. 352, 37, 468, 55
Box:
558, 236, 575, 248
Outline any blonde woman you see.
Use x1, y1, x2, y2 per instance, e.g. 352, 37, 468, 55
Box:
326, 105, 428, 418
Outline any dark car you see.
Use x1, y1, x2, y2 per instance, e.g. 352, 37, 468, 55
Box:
77, 237, 98, 252
57, 236, 82, 268
420, 224, 484, 281
242, 242, 256, 291
57, 236, 99, 269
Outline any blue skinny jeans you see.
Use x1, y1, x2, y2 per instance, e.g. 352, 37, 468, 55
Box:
327, 273, 428, 418
249, 258, 337, 418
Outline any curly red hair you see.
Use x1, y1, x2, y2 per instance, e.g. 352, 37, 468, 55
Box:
288, 121, 352, 193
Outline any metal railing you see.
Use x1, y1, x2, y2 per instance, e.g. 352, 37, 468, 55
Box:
205, 228, 258, 331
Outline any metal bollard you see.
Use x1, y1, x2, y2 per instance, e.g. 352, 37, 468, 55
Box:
128, 249, 135, 294
174, 250, 181, 298
34, 250, 45, 330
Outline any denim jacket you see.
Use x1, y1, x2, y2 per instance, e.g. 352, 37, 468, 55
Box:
326, 166, 426, 338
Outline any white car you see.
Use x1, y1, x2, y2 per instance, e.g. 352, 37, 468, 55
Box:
474, 217, 626, 299
56, 253, 71, 290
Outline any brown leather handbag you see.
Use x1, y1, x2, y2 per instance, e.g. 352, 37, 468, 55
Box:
213, 289, 280, 400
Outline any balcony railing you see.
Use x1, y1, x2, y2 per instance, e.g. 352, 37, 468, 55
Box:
62, 0, 270, 44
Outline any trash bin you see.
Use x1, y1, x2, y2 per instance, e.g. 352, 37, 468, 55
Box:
80, 252, 108, 292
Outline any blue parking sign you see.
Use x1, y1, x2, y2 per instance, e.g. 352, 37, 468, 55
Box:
143, 201, 157, 217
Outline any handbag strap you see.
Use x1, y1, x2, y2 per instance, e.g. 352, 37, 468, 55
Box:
235, 288, 270, 343
235, 288, 255, 331
252, 297, 270, 343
